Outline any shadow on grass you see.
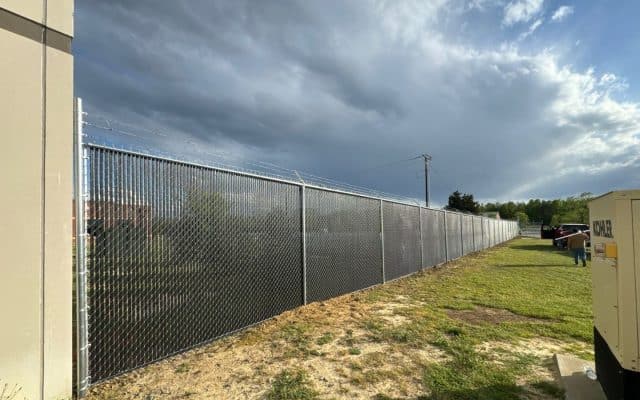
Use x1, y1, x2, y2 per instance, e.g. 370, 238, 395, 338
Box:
497, 263, 570, 268
425, 384, 526, 400
375, 383, 526, 400
509, 244, 566, 253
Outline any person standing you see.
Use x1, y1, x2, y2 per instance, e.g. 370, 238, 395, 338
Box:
567, 229, 589, 267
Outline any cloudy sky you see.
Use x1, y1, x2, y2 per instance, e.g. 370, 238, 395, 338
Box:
75, 0, 640, 205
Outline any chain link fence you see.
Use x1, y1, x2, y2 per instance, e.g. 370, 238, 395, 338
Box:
382, 201, 422, 281
520, 223, 541, 238
473, 216, 483, 252
84, 146, 304, 382
421, 209, 447, 267
461, 214, 474, 255
75, 117, 519, 392
445, 212, 463, 260
305, 189, 383, 302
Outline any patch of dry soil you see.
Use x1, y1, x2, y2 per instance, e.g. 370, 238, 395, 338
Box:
447, 305, 550, 325
477, 337, 591, 399
87, 293, 441, 400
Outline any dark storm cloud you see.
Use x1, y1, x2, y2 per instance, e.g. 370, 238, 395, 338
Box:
75, 1, 640, 203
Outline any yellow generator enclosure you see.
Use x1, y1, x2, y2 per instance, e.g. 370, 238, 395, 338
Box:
589, 190, 640, 399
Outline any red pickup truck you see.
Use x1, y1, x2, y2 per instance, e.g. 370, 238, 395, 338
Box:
544, 223, 590, 248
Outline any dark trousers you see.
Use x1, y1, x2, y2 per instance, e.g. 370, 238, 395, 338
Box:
572, 248, 586, 265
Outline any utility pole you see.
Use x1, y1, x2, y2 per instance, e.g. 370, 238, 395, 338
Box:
422, 154, 432, 207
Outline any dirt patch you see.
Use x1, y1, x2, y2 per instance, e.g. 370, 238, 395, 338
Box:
372, 299, 413, 326
447, 306, 550, 325
379, 314, 411, 326
476, 337, 588, 393
87, 292, 445, 400
477, 337, 569, 360
478, 337, 591, 369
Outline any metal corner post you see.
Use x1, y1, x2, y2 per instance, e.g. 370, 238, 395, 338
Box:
300, 184, 307, 305
380, 199, 385, 283
74, 98, 90, 397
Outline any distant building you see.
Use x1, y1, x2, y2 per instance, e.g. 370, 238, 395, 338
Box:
481, 211, 501, 220
73, 200, 153, 238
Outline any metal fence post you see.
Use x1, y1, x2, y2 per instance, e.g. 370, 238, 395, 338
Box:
74, 98, 90, 397
301, 184, 307, 305
443, 209, 449, 261
380, 199, 385, 283
459, 213, 464, 255
471, 216, 476, 252
295, 171, 307, 305
418, 207, 424, 269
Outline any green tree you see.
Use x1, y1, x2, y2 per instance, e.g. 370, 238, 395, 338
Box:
447, 190, 479, 214
498, 202, 518, 219
515, 211, 529, 225
447, 190, 463, 211
479, 193, 593, 225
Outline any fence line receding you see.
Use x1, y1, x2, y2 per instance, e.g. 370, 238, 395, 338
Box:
74, 100, 519, 394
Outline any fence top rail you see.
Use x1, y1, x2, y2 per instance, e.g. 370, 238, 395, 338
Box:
84, 143, 517, 224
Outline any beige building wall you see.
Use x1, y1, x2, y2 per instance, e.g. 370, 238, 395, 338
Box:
0, 1, 74, 399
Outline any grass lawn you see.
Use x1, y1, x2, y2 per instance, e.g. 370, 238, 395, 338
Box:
87, 238, 593, 400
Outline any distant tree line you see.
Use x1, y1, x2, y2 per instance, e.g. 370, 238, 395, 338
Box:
446, 190, 592, 225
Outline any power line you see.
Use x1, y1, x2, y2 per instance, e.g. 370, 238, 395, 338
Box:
351, 155, 422, 174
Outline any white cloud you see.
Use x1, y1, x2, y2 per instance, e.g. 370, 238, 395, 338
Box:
518, 18, 543, 41
466, 0, 502, 11
376, 0, 449, 44
503, 0, 544, 26
505, 65, 640, 197
551, 5, 574, 22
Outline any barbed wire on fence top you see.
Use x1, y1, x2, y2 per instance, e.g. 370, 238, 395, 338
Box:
82, 112, 426, 207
